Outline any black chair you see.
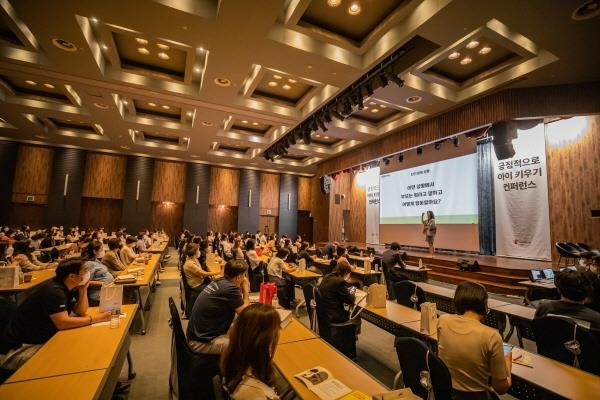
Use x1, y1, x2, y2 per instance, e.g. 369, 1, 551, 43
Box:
566, 242, 594, 260
180, 270, 205, 318
393, 281, 426, 311
577, 242, 600, 259
313, 287, 358, 360
394, 337, 452, 400
168, 297, 220, 400
302, 283, 318, 331
555, 242, 577, 266
532, 315, 600, 375
0, 298, 18, 383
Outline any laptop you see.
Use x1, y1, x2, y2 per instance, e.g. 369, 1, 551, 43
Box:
529, 269, 543, 282
542, 268, 555, 281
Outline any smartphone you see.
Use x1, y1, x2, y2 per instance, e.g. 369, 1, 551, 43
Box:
503, 344, 514, 355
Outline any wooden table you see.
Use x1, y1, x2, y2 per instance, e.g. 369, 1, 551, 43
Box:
278, 318, 317, 345
286, 269, 322, 316
274, 339, 388, 399
0, 370, 107, 400
147, 238, 169, 254
310, 257, 333, 275
350, 266, 382, 285
0, 269, 55, 303
360, 300, 422, 336
402, 265, 431, 282
518, 280, 555, 289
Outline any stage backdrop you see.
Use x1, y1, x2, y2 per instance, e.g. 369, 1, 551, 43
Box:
357, 167, 380, 244
493, 122, 551, 260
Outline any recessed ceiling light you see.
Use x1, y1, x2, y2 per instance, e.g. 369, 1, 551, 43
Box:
307, 64, 313, 69
406, 96, 422, 103
43, 83, 55, 89
194, 67, 201, 73
186, 111, 193, 116
138, 47, 150, 55
25, 80, 37, 85
479, 46, 492, 55
202, 121, 213, 126
327, 0, 342, 6
380, 104, 386, 108
241, 120, 248, 124
448, 51, 461, 60
183, 137, 189, 141
135, 38, 148, 45
90, 17, 98, 24
273, 74, 282, 80
288, 78, 297, 83
148, 102, 156, 107
122, 100, 128, 105
323, 136, 329, 139
199, 46, 204, 51
363, 106, 369, 110
268, 81, 278, 87
52, 38, 78, 52
282, 84, 291, 90
348, 2, 361, 15
100, 43, 109, 50
214, 77, 231, 87
460, 57, 472, 65
157, 43, 170, 50
120, 145, 131, 150
252, 122, 259, 126
315, 134, 321, 138
466, 40, 480, 49
161, 105, 170, 109
369, 102, 376, 105
157, 52, 170, 60
371, 108, 379, 113
93, 102, 109, 109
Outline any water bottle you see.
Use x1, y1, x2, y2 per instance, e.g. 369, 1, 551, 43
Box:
110, 309, 120, 329
418, 258, 423, 269
272, 294, 280, 309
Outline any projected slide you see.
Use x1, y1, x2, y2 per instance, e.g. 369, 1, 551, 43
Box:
380, 154, 478, 224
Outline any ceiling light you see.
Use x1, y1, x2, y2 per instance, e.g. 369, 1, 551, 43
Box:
327, 0, 342, 6
183, 137, 189, 141
214, 77, 231, 87
122, 100, 128, 105
186, 111, 193, 116
148, 102, 156, 107
268, 81, 278, 87
307, 64, 313, 69
348, 2, 362, 15
479, 46, 492, 55
371, 108, 379, 113
315, 134, 321, 138
323, 136, 329, 139
137, 47, 150, 55
90, 17, 98, 24
363, 106, 369, 110
202, 121, 213, 126
466, 40, 480, 49
101, 44, 108, 51
369, 102, 376, 105
157, 52, 169, 60
380, 104, 386, 108
273, 74, 282, 80
406, 96, 422, 103
241, 120, 248, 124
199, 46, 204, 51
288, 78, 297, 83
252, 122, 259, 126
157, 43, 170, 50
93, 102, 109, 109
161, 105, 170, 109
282, 84, 291, 90
52, 38, 77, 52
25, 80, 37, 85
194, 67, 201, 73
135, 38, 148, 45
460, 57, 472, 65
448, 51, 461, 60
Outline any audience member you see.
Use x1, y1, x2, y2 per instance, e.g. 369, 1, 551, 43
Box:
83, 240, 114, 306
267, 249, 296, 309
102, 238, 127, 276
11, 239, 57, 272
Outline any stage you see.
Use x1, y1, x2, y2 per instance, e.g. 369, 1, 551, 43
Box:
316, 242, 554, 295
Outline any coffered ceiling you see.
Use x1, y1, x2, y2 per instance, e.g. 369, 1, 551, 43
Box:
0, 0, 598, 175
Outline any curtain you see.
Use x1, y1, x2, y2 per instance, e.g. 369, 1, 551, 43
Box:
477, 137, 496, 255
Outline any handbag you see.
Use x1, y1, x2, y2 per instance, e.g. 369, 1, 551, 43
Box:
366, 283, 387, 308
420, 302, 438, 335
0, 266, 20, 288
99, 284, 123, 312
259, 282, 277, 305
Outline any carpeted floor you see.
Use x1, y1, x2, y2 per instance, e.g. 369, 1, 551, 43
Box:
119, 248, 529, 399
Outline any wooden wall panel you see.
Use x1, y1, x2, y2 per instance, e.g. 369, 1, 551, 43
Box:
547, 115, 600, 259
152, 160, 186, 203
328, 173, 352, 242
258, 216, 278, 236
80, 198, 123, 233
259, 173, 280, 216
82, 153, 126, 199
348, 174, 366, 243
9, 203, 47, 229
151, 202, 184, 238
310, 176, 329, 243
298, 177, 312, 211
208, 167, 239, 206
12, 145, 53, 204
207, 205, 238, 233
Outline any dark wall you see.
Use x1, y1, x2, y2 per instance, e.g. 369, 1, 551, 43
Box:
237, 169, 261, 234
0, 141, 18, 224
278, 174, 298, 238
46, 148, 86, 228
183, 163, 211, 234
122, 156, 154, 234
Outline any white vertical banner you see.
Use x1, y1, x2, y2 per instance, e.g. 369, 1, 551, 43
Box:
359, 167, 380, 244
493, 123, 551, 260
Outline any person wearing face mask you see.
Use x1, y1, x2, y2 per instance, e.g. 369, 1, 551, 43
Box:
121, 236, 145, 266
1, 258, 112, 372
11, 239, 57, 272
317, 260, 359, 359
83, 240, 114, 306
422, 210, 437, 257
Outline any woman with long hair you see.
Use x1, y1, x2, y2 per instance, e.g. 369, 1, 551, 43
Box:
422, 210, 437, 257
220, 303, 281, 399
83, 239, 114, 306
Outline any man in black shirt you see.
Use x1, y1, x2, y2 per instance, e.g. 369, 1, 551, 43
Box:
535, 269, 600, 329
381, 242, 409, 298
2, 258, 111, 371
187, 260, 250, 354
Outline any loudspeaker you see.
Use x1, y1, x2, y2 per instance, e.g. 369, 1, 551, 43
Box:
492, 121, 518, 160
457, 259, 480, 272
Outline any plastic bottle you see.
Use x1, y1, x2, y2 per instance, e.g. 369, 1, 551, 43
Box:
418, 258, 423, 269
272, 294, 280, 309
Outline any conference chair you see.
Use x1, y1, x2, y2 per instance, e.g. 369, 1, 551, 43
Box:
555, 242, 578, 266
168, 297, 220, 400
532, 315, 600, 375
393, 281, 426, 311
302, 283, 318, 331
0, 298, 18, 383
577, 242, 600, 258
394, 337, 452, 400
566, 242, 594, 261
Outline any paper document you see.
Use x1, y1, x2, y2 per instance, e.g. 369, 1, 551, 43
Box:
295, 366, 352, 400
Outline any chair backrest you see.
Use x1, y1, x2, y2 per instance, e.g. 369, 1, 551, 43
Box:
313, 287, 331, 341
168, 297, 220, 399
393, 281, 426, 311
577, 242, 592, 252
555, 242, 575, 257
532, 315, 600, 375
302, 283, 318, 331
394, 337, 452, 400
0, 298, 18, 354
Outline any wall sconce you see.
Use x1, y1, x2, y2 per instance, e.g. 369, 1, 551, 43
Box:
136, 180, 140, 201
63, 174, 69, 196
162, 201, 174, 207
195, 185, 200, 205
219, 204, 226, 209
248, 189, 252, 208
287, 193, 291, 210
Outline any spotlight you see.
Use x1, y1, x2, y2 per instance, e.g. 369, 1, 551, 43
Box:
434, 141, 443, 150
453, 137, 460, 147
417, 147, 423, 155
332, 110, 345, 121
302, 126, 312, 145
398, 153, 404, 162
384, 69, 405, 88
309, 117, 318, 132
289, 132, 297, 145
353, 90, 364, 110
383, 158, 390, 165
379, 72, 389, 87
363, 79, 374, 96
316, 116, 328, 132
323, 110, 332, 123
342, 97, 353, 116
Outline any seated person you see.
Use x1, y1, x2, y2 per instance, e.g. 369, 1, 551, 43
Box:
232, 239, 244, 261
11, 239, 57, 272
317, 260, 359, 359
183, 243, 221, 291
83, 240, 114, 307
320, 241, 338, 259
245, 239, 263, 291
297, 242, 314, 269
438, 282, 511, 399
136, 233, 147, 253
267, 249, 297, 309
102, 238, 127, 276
186, 260, 250, 354
284, 239, 297, 264
381, 242, 409, 297
120, 236, 144, 266
534, 269, 600, 329
1, 258, 111, 371
221, 304, 281, 400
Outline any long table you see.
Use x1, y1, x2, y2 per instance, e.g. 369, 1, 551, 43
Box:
0, 269, 55, 303
1, 303, 137, 399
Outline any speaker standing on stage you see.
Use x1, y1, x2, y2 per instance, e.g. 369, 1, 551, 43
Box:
422, 210, 436, 257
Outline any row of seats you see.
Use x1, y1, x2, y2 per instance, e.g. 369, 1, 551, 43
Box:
555, 242, 600, 265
